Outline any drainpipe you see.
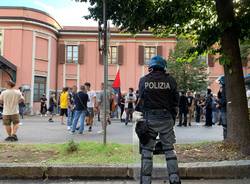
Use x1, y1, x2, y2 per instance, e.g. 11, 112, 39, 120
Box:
55, 37, 59, 103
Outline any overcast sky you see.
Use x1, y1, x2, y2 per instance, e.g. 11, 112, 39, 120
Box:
0, 0, 98, 26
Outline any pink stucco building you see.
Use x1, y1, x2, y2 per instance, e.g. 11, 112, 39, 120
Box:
0, 6, 248, 113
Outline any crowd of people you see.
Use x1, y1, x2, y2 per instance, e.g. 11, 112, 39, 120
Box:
0, 79, 228, 142
40, 84, 227, 134
39, 82, 103, 134
178, 87, 226, 127
42, 84, 139, 133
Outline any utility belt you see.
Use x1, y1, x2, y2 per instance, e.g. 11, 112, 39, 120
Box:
144, 109, 168, 115
135, 118, 165, 155
144, 109, 173, 119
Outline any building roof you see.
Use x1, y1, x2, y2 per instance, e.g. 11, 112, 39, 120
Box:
0, 55, 17, 82
61, 26, 151, 34
0, 6, 61, 32
0, 55, 17, 71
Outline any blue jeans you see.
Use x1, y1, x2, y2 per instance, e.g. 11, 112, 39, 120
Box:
67, 108, 74, 127
212, 111, 218, 124
72, 110, 86, 133
221, 111, 227, 139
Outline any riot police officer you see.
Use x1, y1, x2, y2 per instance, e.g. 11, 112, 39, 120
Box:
217, 76, 227, 139
137, 55, 181, 184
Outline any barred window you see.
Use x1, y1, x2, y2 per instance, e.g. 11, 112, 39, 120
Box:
34, 76, 46, 102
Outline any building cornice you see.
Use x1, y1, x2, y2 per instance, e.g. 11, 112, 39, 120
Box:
0, 17, 59, 34
0, 6, 61, 27
60, 31, 176, 38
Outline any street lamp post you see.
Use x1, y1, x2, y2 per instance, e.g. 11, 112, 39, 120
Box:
102, 0, 108, 145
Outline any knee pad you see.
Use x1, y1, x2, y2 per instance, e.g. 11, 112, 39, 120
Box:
165, 150, 177, 161
142, 149, 153, 157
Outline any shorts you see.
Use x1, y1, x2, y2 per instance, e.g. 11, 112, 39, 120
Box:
3, 114, 20, 126
60, 108, 68, 117
48, 105, 54, 113
86, 107, 94, 117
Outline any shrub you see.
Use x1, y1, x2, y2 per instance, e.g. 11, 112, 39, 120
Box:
65, 140, 79, 154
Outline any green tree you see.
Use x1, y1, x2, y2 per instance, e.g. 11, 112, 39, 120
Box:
240, 40, 250, 65
75, 0, 250, 154
167, 39, 208, 92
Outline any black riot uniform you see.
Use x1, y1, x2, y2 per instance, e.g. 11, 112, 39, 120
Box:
138, 59, 181, 184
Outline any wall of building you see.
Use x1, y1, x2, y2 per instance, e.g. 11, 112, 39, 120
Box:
0, 7, 59, 114
58, 35, 176, 93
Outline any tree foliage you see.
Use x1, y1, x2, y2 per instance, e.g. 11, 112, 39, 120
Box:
75, 0, 250, 56
240, 40, 250, 63
167, 39, 208, 92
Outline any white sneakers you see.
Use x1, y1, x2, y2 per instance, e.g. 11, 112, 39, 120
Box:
97, 130, 104, 134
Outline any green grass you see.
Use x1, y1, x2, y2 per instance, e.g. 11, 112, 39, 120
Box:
1, 141, 248, 165
33, 141, 135, 165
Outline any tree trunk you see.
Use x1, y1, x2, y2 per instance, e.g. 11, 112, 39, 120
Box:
215, 0, 250, 154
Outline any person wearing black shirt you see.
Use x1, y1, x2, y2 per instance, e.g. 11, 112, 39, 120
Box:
194, 94, 202, 123
71, 85, 89, 134
205, 88, 213, 127
187, 91, 194, 126
178, 91, 188, 127
119, 94, 125, 122
217, 76, 227, 138
48, 94, 56, 122
40, 94, 47, 116
138, 55, 181, 184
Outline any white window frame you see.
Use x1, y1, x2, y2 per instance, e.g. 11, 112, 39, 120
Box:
66, 45, 79, 64
108, 46, 118, 64
144, 46, 157, 64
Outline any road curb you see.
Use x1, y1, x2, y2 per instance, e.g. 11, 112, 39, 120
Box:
0, 160, 249, 180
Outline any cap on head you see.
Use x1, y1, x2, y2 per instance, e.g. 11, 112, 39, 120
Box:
148, 55, 167, 70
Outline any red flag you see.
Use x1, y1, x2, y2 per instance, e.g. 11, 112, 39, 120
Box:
112, 69, 120, 89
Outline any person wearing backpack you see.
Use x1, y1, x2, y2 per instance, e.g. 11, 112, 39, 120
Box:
71, 85, 89, 134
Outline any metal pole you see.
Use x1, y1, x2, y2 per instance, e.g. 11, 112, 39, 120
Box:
103, 0, 108, 145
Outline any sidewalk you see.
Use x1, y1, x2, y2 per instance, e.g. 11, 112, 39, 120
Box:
0, 160, 249, 180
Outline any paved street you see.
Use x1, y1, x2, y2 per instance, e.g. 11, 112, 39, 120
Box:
0, 116, 223, 144
0, 179, 249, 184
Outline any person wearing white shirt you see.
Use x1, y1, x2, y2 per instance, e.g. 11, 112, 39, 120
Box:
85, 82, 97, 132
0, 80, 24, 141
125, 88, 137, 125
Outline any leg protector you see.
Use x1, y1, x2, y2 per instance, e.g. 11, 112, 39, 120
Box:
165, 149, 181, 184
141, 149, 153, 184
